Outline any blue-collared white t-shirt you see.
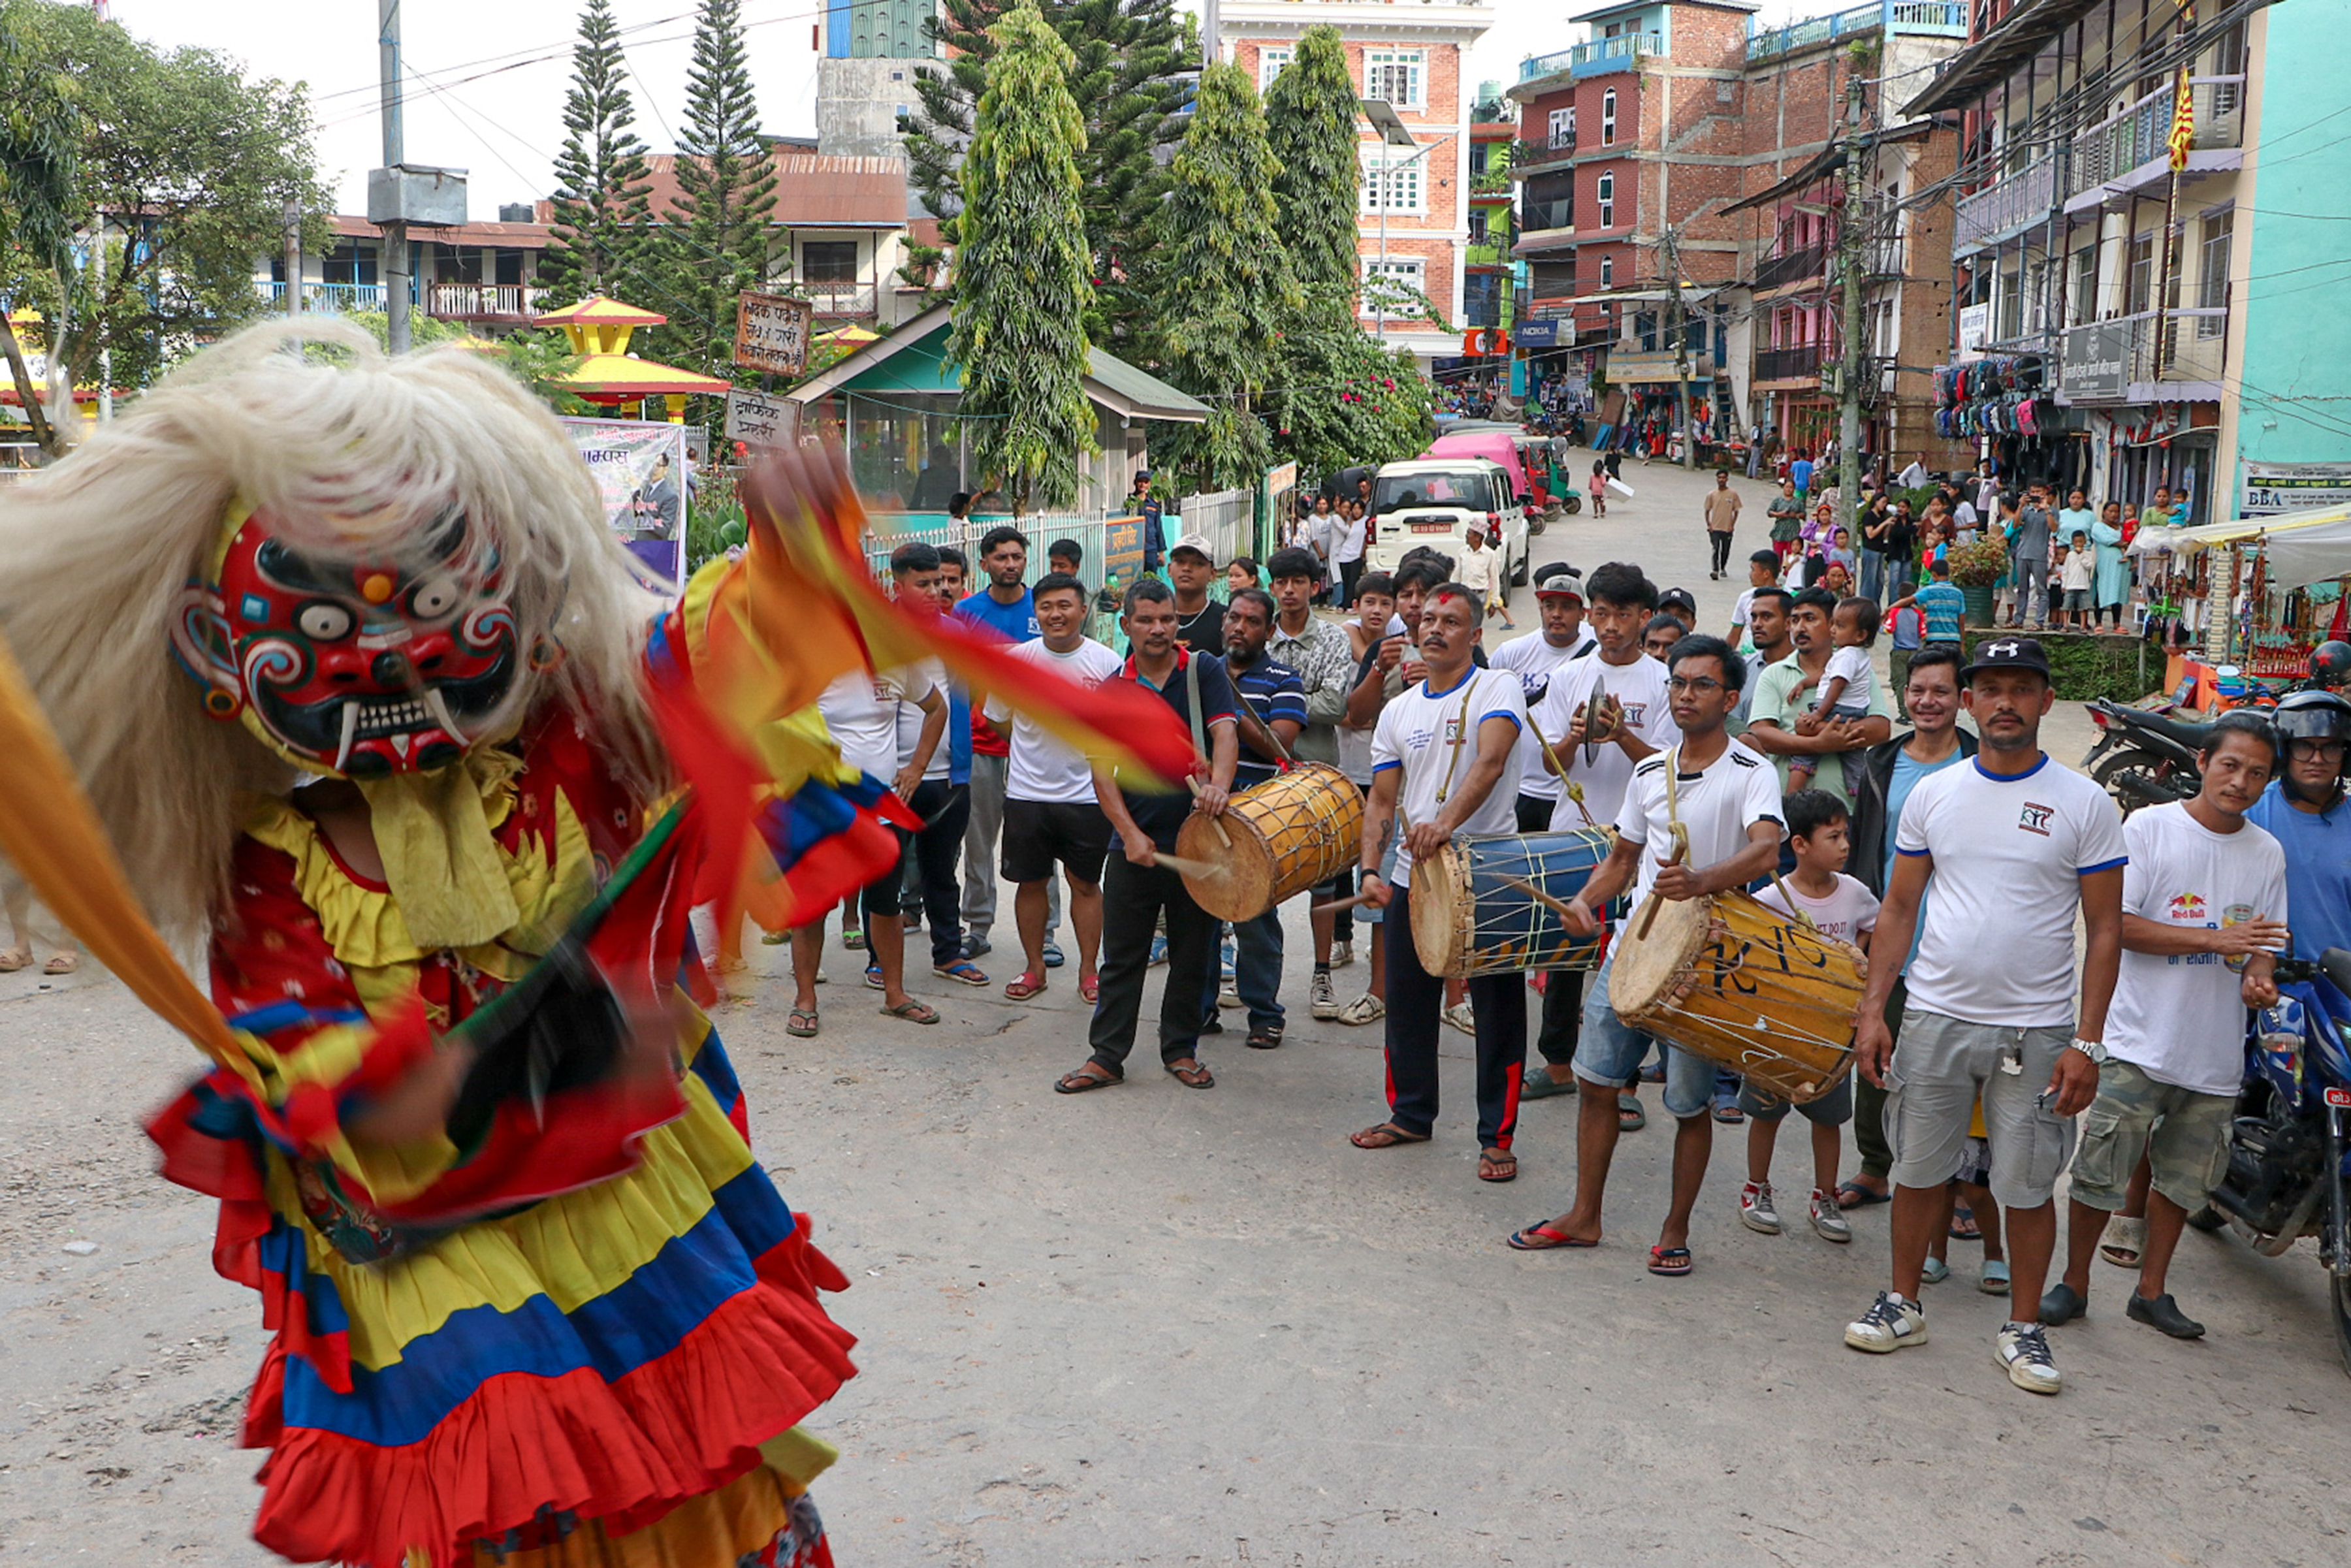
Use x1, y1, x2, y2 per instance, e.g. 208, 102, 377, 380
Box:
1370, 665, 1527, 887
1895, 752, 2128, 1027
1616, 742, 1785, 925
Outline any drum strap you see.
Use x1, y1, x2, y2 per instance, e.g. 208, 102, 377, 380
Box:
1433, 680, 1480, 805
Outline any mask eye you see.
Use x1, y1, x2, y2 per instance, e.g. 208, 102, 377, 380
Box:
408, 577, 461, 619
296, 601, 355, 641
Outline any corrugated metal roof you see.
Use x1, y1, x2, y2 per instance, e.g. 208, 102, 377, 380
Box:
640, 151, 910, 228
1902, 0, 2109, 116
1084, 349, 1212, 421
328, 215, 552, 248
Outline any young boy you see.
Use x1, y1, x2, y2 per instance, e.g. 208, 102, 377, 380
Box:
1728, 549, 1780, 649
1740, 790, 1877, 1243
2047, 537, 2071, 626
1049, 538, 1084, 579
2060, 528, 2094, 630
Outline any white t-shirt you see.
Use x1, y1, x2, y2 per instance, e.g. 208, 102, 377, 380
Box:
1896, 754, 2129, 1028
1334, 514, 1368, 566
1492, 630, 1597, 803
890, 656, 950, 779
1757, 872, 1880, 948
1369, 665, 1528, 886
2108, 801, 2288, 1095
1532, 652, 1678, 831
1823, 645, 1875, 711
989, 637, 1123, 803
1615, 741, 1785, 923
820, 663, 939, 780
1731, 586, 1758, 632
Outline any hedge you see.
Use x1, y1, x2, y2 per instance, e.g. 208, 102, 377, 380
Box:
1958, 627, 2163, 703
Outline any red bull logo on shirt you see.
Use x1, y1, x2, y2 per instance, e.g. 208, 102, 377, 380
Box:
2168, 892, 2207, 920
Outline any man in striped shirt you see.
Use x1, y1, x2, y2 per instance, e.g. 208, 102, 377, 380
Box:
1211, 589, 1309, 1051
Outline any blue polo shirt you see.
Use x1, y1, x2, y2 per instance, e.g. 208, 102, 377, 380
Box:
2247, 780, 2351, 961
1111, 648, 1239, 851
1915, 580, 1966, 644
1224, 652, 1307, 788
954, 587, 1038, 758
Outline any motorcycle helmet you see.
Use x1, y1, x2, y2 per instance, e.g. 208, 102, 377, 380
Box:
2311, 640, 2351, 690
2273, 689, 2351, 802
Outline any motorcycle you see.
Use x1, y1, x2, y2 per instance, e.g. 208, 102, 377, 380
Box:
2083, 697, 2212, 815
2201, 950, 2351, 1374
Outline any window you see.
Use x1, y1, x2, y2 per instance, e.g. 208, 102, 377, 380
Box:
2198, 209, 2232, 336
1258, 47, 1292, 91
1547, 106, 1575, 150
1595, 171, 1615, 229
2070, 245, 2098, 327
1600, 255, 1614, 288
1361, 152, 1426, 215
1362, 257, 1426, 310
2126, 233, 2154, 316
1601, 88, 1618, 146
1364, 49, 1425, 110
803, 241, 859, 283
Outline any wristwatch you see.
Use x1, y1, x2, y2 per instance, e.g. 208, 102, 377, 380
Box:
2067, 1038, 2108, 1065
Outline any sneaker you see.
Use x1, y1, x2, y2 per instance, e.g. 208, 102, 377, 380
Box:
1335, 993, 1386, 1027
1148, 933, 1168, 967
1739, 1181, 1782, 1235
1218, 983, 1243, 1010
1442, 1000, 1476, 1035
1311, 970, 1339, 1019
1808, 1189, 1852, 1243
1995, 1321, 2062, 1394
1331, 940, 1355, 968
1042, 942, 1066, 970
1844, 1290, 1928, 1353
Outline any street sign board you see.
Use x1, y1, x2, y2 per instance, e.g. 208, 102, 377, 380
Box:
725, 388, 796, 448
2060, 321, 2128, 402
733, 291, 812, 376
2243, 460, 2351, 517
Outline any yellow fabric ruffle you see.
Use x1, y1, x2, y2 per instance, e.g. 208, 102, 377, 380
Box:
447, 1446, 831, 1567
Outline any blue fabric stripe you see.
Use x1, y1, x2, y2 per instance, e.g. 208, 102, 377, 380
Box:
1479, 709, 1524, 731
1895, 845, 1930, 856
1372, 760, 1402, 773
2078, 856, 2127, 875
228, 1000, 370, 1037
278, 1163, 796, 1447
687, 1023, 743, 1119
255, 1209, 354, 1339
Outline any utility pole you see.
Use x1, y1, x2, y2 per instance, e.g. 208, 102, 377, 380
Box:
1834, 65, 1866, 533
283, 197, 303, 318
379, 0, 409, 355
95, 214, 110, 422
1202, 0, 1219, 71
1662, 226, 1695, 470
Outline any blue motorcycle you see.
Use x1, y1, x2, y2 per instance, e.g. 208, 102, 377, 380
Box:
2200, 950, 2351, 1373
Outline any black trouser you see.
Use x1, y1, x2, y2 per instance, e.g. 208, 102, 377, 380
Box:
1709, 530, 1735, 575
1853, 976, 1905, 1181
1316, 869, 1354, 946
1338, 558, 1363, 608
1088, 854, 1218, 1072
1511, 791, 1586, 1065
1384, 883, 1527, 1147
904, 779, 968, 967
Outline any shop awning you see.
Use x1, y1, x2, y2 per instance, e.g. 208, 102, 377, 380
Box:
2169, 504, 2351, 590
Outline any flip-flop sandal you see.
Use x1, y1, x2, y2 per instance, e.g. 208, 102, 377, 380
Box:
1618, 1093, 1647, 1132
1349, 1122, 1430, 1149
1949, 1204, 1982, 1241
1078, 976, 1100, 1004
1054, 1064, 1123, 1094
1506, 1221, 1599, 1251
1835, 1180, 1891, 1209
2098, 1216, 2146, 1268
880, 999, 940, 1025
1478, 1149, 1518, 1183
1165, 1059, 1215, 1089
786, 1008, 819, 1038
1648, 1245, 1694, 1277
1004, 971, 1047, 1001
842, 928, 866, 951
933, 961, 989, 987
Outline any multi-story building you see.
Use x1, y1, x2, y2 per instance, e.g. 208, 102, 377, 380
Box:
1464, 82, 1517, 332
1905, 0, 2271, 522
259, 211, 555, 330
1219, 0, 1495, 364
815, 0, 938, 165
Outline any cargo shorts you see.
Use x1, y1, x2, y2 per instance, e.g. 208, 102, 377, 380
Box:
2067, 1059, 2234, 1213
1885, 1010, 2077, 1209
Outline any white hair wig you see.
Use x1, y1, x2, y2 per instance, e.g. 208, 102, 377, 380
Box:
0, 317, 671, 942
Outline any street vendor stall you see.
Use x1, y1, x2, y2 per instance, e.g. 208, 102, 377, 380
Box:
2166, 502, 2351, 680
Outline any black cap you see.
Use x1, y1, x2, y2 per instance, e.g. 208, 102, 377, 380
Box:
1659, 587, 1699, 616
1960, 635, 2053, 682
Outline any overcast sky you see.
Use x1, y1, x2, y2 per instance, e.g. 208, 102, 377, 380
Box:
100, 0, 1825, 221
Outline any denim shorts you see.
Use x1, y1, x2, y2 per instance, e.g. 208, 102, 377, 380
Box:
2068, 1059, 2233, 1212
1572, 950, 1718, 1120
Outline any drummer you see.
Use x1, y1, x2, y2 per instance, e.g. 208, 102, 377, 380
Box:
1507, 634, 1784, 1273
1206, 588, 1307, 1052
1351, 583, 1531, 1181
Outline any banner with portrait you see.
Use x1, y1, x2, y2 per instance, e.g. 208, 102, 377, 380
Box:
560, 417, 690, 586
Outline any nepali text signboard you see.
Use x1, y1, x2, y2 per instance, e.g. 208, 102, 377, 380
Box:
2243, 460, 2351, 518
726, 388, 797, 449
560, 417, 688, 588
733, 291, 813, 377
2060, 321, 2128, 403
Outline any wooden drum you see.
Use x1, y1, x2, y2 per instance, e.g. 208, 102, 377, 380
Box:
1176, 763, 1363, 923
1409, 829, 1614, 979
1609, 889, 1868, 1104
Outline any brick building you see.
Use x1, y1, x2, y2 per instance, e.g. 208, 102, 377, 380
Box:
1219, 0, 1495, 364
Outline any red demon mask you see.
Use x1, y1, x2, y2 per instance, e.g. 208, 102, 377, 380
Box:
172, 501, 524, 776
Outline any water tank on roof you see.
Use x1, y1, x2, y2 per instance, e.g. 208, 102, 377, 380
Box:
498, 203, 536, 224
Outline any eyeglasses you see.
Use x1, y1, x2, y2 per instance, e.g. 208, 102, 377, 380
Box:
1667, 676, 1724, 694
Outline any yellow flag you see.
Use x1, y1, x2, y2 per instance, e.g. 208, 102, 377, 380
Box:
2167, 66, 2195, 171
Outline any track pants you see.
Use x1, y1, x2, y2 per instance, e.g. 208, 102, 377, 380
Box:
1384, 883, 1528, 1147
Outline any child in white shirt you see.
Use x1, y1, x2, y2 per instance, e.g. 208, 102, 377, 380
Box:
1791, 596, 1878, 790
2060, 528, 2096, 629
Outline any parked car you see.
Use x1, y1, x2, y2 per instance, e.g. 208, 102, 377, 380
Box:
1365, 458, 1529, 586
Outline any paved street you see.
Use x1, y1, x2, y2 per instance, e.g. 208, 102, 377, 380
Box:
4, 460, 2347, 1566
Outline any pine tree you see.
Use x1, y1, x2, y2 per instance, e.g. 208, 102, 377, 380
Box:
1264, 25, 1360, 304
946, 3, 1096, 514
1142, 61, 1295, 491
655, 0, 779, 378
901, 0, 1191, 340
541, 0, 655, 308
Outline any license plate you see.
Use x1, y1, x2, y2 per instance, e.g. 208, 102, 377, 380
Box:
1411, 522, 1450, 534
2326, 1087, 2351, 1108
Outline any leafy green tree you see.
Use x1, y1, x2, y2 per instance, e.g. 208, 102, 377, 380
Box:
1269, 305, 1434, 477
542, 0, 656, 307
0, 0, 330, 455
0, 16, 80, 455
641, 0, 779, 379
1141, 62, 1295, 491
1264, 25, 1360, 306
901, 0, 1192, 338
945, 3, 1096, 514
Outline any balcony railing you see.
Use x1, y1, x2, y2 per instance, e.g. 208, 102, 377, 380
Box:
1471, 168, 1515, 195
425, 282, 545, 319
262, 280, 396, 313
1954, 153, 2060, 250
2060, 308, 2227, 400
1755, 244, 1829, 291
1755, 343, 1826, 382
1511, 131, 1577, 169
1746, 0, 1966, 65
1519, 33, 1662, 82
1519, 197, 1575, 234
1464, 241, 1505, 267
2068, 77, 2247, 195
801, 281, 878, 319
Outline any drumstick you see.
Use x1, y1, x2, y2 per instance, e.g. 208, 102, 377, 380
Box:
1151, 851, 1226, 880
1311, 892, 1372, 915
1495, 874, 1585, 926
1187, 776, 1234, 849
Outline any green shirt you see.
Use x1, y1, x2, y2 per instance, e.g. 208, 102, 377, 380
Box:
1746, 650, 1896, 797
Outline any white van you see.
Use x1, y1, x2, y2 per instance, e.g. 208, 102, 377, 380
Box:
1364, 458, 1530, 586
